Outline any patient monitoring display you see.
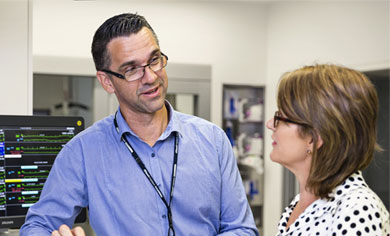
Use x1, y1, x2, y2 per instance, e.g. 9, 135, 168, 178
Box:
0, 115, 85, 229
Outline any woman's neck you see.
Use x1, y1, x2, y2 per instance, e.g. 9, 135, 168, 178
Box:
286, 168, 319, 229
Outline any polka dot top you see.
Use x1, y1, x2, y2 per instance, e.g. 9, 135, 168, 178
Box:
277, 171, 390, 236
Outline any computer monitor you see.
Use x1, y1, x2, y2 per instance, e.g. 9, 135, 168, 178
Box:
0, 115, 86, 229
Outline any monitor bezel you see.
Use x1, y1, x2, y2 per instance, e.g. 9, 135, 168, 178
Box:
0, 115, 86, 229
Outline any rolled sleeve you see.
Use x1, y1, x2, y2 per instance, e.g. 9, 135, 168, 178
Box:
217, 129, 259, 236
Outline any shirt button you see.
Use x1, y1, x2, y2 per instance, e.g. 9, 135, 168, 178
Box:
151, 153, 155, 158
162, 215, 166, 219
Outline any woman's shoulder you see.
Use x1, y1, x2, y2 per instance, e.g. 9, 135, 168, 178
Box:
330, 172, 389, 234
331, 172, 385, 210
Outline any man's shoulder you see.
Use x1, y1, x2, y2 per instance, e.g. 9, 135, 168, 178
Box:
172, 111, 227, 145
173, 111, 221, 131
67, 115, 114, 145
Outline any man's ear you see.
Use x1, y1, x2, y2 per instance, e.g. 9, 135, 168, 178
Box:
96, 71, 115, 94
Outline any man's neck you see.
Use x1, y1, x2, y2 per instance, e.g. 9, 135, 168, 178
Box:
121, 105, 169, 147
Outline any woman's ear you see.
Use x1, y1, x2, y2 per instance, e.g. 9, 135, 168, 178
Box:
316, 133, 323, 149
308, 130, 323, 150
96, 71, 115, 94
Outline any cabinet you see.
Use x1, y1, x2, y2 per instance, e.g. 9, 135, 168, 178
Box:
222, 84, 264, 232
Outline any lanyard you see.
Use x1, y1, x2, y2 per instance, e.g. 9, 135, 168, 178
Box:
113, 112, 178, 236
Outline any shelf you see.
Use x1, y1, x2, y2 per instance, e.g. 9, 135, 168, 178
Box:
222, 84, 265, 231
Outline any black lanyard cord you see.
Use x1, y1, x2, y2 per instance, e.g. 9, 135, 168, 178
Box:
114, 112, 178, 236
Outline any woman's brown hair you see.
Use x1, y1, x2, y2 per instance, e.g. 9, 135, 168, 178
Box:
277, 64, 381, 198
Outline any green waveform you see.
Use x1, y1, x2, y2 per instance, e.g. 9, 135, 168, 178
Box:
20, 187, 43, 191
22, 196, 39, 200
21, 147, 62, 150
20, 134, 73, 138
22, 183, 43, 187
21, 170, 49, 174
22, 175, 48, 178
21, 139, 71, 142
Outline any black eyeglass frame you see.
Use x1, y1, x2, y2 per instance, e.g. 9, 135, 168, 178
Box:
273, 111, 310, 128
101, 53, 168, 82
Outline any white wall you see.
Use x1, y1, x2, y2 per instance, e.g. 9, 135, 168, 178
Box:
0, 0, 32, 115
32, 1, 389, 235
264, 2, 389, 235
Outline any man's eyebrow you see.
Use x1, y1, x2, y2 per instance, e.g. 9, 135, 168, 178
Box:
118, 61, 136, 71
118, 49, 161, 70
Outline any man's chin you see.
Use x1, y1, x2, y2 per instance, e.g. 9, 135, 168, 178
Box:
141, 99, 166, 114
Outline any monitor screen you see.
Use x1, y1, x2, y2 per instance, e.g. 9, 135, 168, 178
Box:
0, 115, 86, 229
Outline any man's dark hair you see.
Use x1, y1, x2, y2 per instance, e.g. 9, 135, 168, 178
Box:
91, 13, 159, 71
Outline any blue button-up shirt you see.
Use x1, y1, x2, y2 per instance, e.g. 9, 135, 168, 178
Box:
20, 104, 258, 236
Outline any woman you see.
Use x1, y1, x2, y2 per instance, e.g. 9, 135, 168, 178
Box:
267, 64, 389, 235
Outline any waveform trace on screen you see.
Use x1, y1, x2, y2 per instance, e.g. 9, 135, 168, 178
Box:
0, 126, 76, 217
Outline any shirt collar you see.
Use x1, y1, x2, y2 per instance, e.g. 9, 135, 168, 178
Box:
307, 171, 367, 218
161, 100, 184, 139
280, 170, 368, 232
312, 171, 367, 217
114, 100, 183, 142
328, 170, 366, 200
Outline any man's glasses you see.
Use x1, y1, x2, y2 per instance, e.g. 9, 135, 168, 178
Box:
101, 53, 168, 82
273, 111, 309, 128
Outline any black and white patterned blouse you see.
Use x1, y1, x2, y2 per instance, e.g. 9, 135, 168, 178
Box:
277, 171, 390, 236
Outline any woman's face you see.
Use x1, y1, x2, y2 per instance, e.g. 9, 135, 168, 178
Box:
266, 111, 313, 172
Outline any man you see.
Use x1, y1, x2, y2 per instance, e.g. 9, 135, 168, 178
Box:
20, 13, 258, 236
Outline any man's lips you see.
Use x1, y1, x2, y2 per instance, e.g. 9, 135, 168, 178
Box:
142, 87, 158, 95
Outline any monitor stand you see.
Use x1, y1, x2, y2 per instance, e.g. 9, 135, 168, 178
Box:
0, 229, 19, 236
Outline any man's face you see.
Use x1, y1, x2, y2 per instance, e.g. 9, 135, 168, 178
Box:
99, 27, 168, 115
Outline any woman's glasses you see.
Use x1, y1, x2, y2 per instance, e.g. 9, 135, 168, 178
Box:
273, 111, 310, 128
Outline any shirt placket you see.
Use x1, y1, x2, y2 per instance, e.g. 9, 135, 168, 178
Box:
147, 145, 169, 235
